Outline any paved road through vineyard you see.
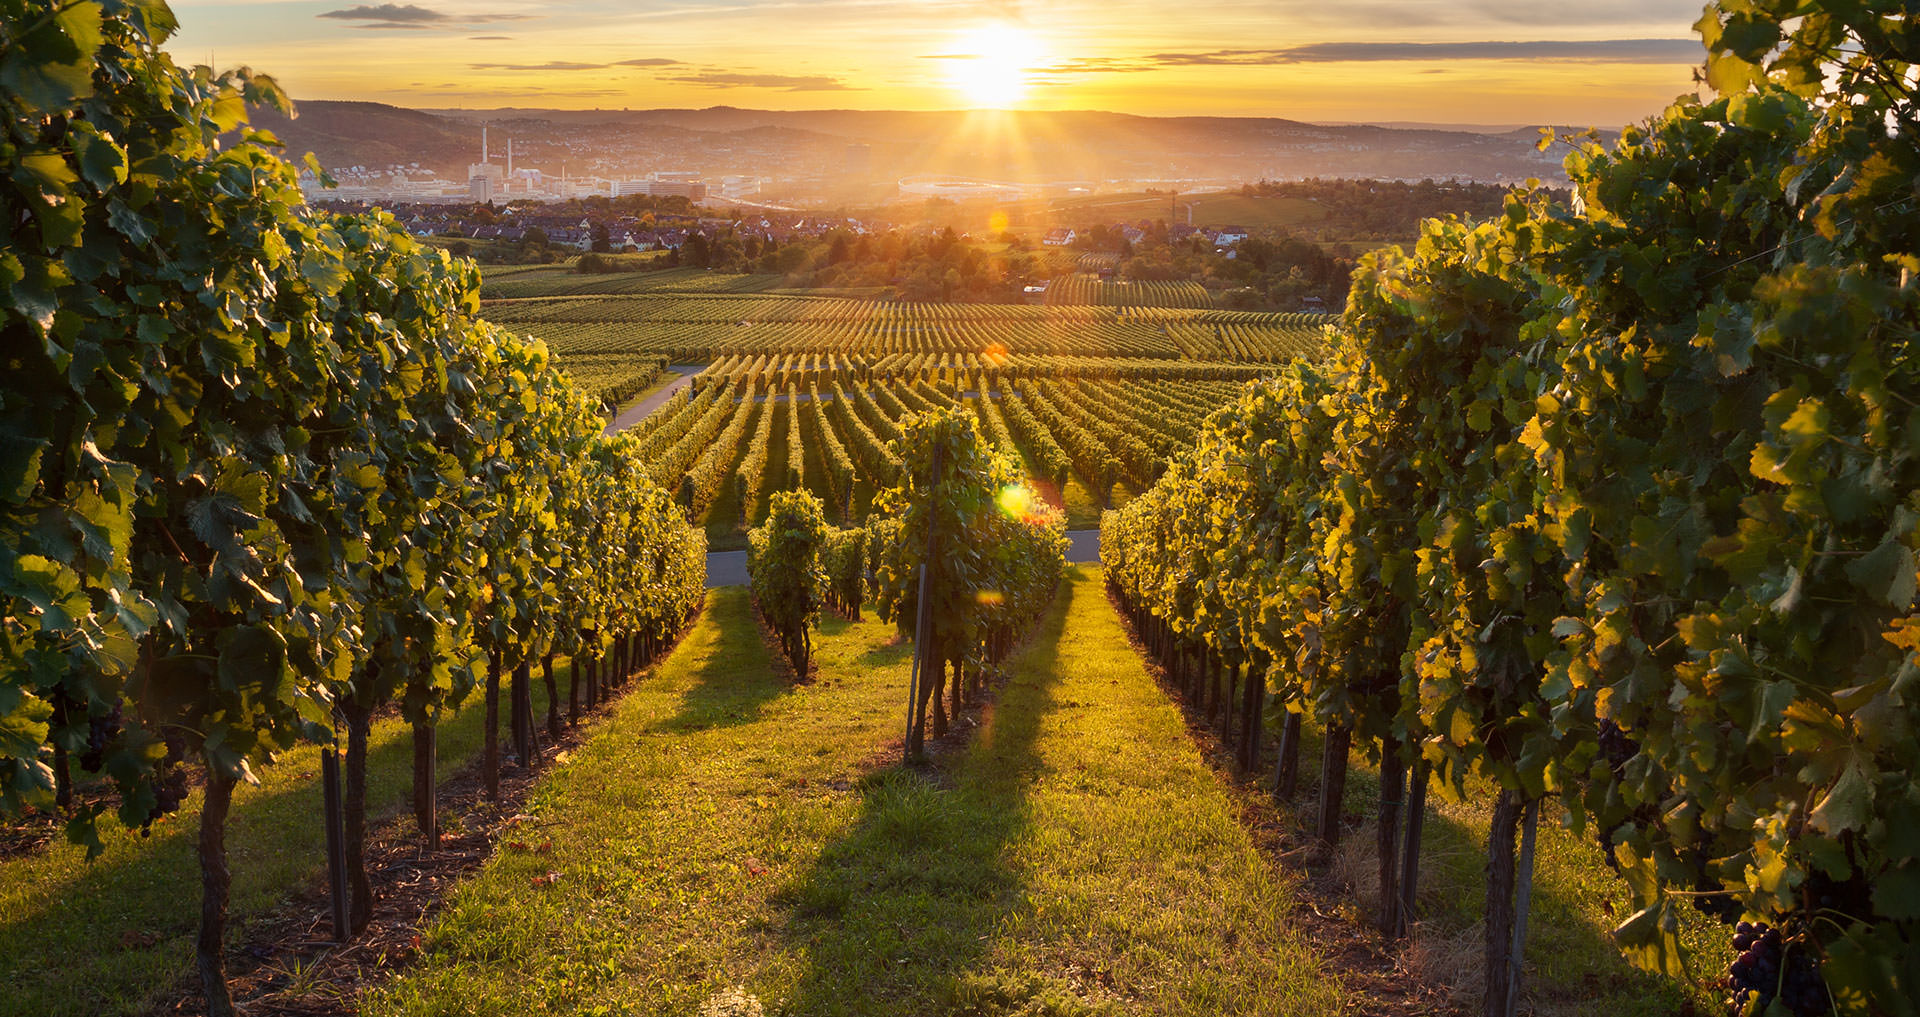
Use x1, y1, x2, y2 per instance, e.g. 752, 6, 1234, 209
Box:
604, 367, 701, 434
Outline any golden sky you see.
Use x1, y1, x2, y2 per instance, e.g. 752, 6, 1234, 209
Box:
168, 0, 1707, 127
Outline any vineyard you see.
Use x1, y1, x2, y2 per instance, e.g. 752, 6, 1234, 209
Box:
6, 3, 1918, 1017
478, 264, 789, 299
744, 409, 1069, 749
1099, 15, 1920, 1015
0, 19, 705, 1017
473, 256, 1329, 537
623, 364, 1242, 534
1043, 273, 1215, 309
485, 293, 1326, 361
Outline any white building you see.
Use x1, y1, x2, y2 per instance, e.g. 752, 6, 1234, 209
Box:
468, 162, 504, 202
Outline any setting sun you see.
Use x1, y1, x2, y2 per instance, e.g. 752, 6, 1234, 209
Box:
944, 24, 1045, 109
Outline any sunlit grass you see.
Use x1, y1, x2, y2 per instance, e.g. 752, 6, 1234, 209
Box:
365, 570, 1345, 1015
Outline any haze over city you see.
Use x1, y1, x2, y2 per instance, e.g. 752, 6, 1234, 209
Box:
169, 0, 1707, 126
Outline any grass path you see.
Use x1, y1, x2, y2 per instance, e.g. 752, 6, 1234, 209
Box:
366, 567, 1343, 1016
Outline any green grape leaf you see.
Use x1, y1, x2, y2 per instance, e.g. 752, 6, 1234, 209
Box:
1870, 863, 1920, 922
1845, 541, 1918, 610
0, 1, 103, 108
1716, 12, 1782, 62
1808, 752, 1873, 836
0, 430, 47, 502
0, 684, 53, 759
216, 623, 286, 696
1612, 899, 1688, 979
71, 127, 128, 189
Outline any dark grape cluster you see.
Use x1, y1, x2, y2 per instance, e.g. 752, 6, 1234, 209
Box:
1596, 718, 1636, 770
146, 762, 190, 827
138, 736, 192, 835
1725, 921, 1830, 1016
78, 704, 122, 772
1592, 720, 1642, 875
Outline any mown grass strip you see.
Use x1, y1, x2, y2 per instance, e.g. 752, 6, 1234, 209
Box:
367, 568, 1344, 1016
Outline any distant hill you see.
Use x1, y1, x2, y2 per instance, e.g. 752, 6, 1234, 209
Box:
249, 100, 480, 171
255, 100, 1583, 188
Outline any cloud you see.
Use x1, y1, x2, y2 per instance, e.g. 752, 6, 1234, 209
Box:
318, 3, 443, 23
471, 61, 609, 71
1229, 0, 1694, 31
1145, 39, 1702, 66
471, 34, 512, 40
1035, 57, 1157, 75
468, 57, 684, 71
316, 4, 531, 28
664, 71, 860, 91
1467, 0, 1705, 27
1031, 38, 1701, 75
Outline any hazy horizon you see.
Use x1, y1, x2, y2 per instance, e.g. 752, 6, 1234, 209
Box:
167, 1, 1709, 131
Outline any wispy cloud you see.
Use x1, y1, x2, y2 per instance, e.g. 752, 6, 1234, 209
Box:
317, 3, 443, 24
316, 4, 531, 29
1006, 38, 1697, 74
923, 38, 1699, 77
1142, 39, 1702, 66
471, 61, 607, 70
1224, 0, 1696, 31
665, 71, 861, 91
1466, 0, 1703, 27
470, 58, 682, 71
1034, 56, 1156, 75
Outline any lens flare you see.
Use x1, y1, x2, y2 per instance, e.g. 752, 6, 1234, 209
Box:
996, 483, 1033, 518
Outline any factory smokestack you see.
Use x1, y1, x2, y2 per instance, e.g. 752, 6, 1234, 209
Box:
482, 125, 488, 163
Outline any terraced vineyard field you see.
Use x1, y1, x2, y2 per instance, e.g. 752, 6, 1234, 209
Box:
1043, 272, 1214, 309
627, 368, 1243, 535
485, 278, 1325, 400
478, 266, 1330, 539
480, 264, 788, 299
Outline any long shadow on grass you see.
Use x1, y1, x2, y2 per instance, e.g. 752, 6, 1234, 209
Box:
1264, 724, 1691, 1013
0, 678, 528, 1017
657, 587, 792, 733
768, 575, 1081, 1016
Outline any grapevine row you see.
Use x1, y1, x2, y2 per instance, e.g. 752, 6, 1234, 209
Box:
0, 16, 708, 1014
748, 410, 1069, 752
731, 387, 778, 526
1102, 48, 1920, 1017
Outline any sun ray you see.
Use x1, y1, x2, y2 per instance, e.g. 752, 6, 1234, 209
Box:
945, 23, 1044, 110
